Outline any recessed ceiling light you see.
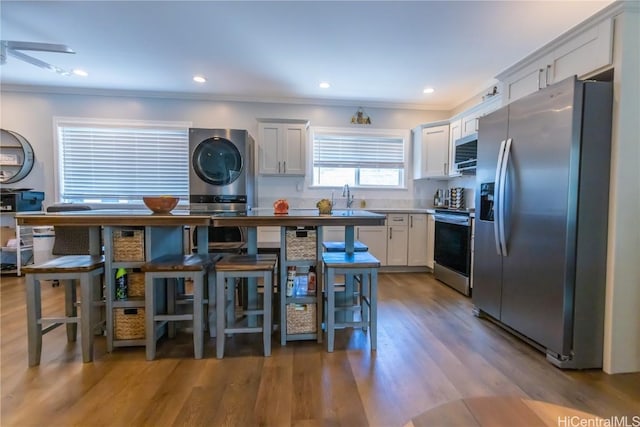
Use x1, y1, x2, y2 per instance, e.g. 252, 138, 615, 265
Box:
423, 87, 435, 94
319, 82, 330, 89
193, 75, 207, 83
72, 69, 88, 77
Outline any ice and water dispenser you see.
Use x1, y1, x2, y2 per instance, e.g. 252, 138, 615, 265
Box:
479, 182, 495, 221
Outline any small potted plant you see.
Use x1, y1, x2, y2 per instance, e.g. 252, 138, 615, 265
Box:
316, 198, 332, 215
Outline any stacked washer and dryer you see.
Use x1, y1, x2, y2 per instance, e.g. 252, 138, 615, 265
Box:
189, 128, 255, 213
188, 128, 255, 250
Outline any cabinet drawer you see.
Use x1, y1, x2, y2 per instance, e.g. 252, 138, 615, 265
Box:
387, 214, 408, 225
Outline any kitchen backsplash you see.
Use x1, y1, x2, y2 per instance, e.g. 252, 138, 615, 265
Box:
256, 174, 476, 210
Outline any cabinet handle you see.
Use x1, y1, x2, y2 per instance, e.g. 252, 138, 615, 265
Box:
538, 68, 544, 89
410, 216, 413, 228
283, 161, 286, 173
546, 64, 551, 86
390, 227, 393, 239
278, 161, 281, 173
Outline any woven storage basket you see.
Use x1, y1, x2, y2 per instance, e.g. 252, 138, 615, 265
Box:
113, 307, 145, 340
286, 303, 317, 334
112, 228, 145, 262
285, 227, 316, 260
128, 271, 145, 298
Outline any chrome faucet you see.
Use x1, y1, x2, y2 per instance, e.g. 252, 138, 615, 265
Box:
342, 184, 354, 208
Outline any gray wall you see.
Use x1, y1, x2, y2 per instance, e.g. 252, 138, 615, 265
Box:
0, 89, 449, 210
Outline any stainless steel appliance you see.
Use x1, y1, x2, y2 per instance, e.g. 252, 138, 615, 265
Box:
433, 209, 471, 296
473, 76, 612, 369
189, 128, 255, 212
454, 133, 477, 173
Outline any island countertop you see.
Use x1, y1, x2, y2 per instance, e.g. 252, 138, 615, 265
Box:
210, 209, 386, 227
15, 209, 212, 227
15, 208, 386, 228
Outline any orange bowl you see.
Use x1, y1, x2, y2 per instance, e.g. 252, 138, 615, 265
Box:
143, 196, 179, 214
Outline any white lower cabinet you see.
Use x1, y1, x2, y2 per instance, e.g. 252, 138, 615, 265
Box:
427, 214, 435, 269
407, 214, 428, 266
356, 225, 388, 266
386, 214, 408, 266
322, 226, 346, 242
319, 213, 430, 269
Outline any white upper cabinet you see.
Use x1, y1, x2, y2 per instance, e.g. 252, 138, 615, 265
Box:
460, 95, 502, 137
413, 123, 450, 179
498, 16, 613, 104
258, 120, 308, 175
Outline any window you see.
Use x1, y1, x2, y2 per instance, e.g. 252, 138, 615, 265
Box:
311, 127, 407, 188
55, 118, 190, 205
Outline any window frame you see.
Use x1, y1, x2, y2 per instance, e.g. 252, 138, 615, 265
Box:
53, 117, 192, 208
309, 126, 410, 190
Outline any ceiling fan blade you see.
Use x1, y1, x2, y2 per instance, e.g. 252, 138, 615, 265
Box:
3, 40, 75, 55
6, 49, 71, 75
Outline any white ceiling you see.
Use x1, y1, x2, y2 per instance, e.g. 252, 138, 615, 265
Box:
0, 0, 613, 110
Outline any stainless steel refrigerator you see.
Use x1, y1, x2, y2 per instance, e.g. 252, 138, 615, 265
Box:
473, 76, 612, 369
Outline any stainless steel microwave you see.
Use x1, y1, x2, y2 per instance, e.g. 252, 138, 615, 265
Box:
454, 133, 477, 172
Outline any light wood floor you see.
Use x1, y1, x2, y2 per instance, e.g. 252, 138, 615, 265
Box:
1, 273, 638, 426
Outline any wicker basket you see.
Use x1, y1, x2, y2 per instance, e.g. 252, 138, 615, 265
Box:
113, 307, 145, 340
112, 228, 145, 262
285, 227, 317, 260
286, 303, 317, 334
128, 271, 145, 298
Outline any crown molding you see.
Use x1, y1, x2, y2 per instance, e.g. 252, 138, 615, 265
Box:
0, 83, 454, 112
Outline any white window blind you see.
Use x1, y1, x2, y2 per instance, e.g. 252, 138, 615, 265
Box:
312, 129, 406, 188
313, 134, 404, 169
56, 119, 189, 204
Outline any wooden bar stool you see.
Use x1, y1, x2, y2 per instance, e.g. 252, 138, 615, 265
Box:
141, 254, 220, 360
23, 255, 105, 367
322, 240, 369, 322
215, 254, 277, 358
322, 251, 380, 353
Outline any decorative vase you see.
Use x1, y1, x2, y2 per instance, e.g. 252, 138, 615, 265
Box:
318, 206, 332, 215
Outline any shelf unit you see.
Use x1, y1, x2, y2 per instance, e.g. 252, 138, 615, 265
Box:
279, 226, 323, 344
0, 213, 34, 275
0, 129, 35, 184
103, 225, 184, 351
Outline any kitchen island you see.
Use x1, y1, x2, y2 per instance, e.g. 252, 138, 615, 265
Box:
15, 208, 386, 349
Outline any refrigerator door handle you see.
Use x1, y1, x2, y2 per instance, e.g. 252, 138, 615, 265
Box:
498, 138, 512, 256
494, 139, 507, 255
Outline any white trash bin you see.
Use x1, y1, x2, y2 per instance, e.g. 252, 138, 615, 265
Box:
33, 226, 56, 265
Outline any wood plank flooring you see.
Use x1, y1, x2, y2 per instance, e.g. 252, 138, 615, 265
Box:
1, 273, 638, 426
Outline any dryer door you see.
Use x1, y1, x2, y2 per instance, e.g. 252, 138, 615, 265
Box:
192, 137, 243, 185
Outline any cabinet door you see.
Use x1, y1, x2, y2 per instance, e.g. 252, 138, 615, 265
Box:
423, 125, 450, 178
427, 214, 435, 269
322, 226, 345, 242
281, 125, 306, 175
357, 225, 387, 266
461, 113, 479, 138
448, 119, 462, 176
387, 225, 408, 266
258, 123, 282, 174
550, 18, 613, 84
502, 60, 548, 104
258, 122, 307, 176
407, 214, 428, 266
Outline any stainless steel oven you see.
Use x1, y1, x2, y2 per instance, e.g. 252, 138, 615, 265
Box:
433, 210, 471, 295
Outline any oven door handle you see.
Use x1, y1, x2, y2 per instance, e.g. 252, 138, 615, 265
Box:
494, 139, 507, 256
434, 215, 469, 226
